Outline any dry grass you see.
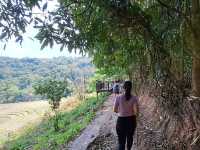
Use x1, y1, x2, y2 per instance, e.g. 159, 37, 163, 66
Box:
0, 97, 80, 147
59, 97, 81, 112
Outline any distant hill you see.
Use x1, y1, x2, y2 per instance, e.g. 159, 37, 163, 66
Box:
0, 57, 94, 103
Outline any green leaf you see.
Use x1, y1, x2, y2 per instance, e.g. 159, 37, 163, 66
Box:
42, 2, 48, 11
0, 32, 7, 40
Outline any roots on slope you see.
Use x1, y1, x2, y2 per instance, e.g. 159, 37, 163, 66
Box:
139, 82, 200, 150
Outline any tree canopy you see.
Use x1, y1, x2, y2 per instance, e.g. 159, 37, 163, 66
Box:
0, 0, 200, 96
34, 78, 70, 109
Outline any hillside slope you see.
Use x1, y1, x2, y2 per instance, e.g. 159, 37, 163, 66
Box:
0, 57, 94, 103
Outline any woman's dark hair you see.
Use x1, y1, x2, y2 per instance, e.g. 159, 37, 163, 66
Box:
123, 81, 132, 101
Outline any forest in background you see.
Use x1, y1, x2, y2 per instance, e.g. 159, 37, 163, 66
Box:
0, 57, 94, 103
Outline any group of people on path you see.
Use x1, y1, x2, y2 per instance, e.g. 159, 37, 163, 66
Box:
112, 80, 139, 150
112, 80, 123, 95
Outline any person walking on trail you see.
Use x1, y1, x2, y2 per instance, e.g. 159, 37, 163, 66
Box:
113, 80, 120, 96
113, 81, 139, 150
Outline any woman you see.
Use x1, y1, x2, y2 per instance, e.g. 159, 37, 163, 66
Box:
113, 81, 139, 150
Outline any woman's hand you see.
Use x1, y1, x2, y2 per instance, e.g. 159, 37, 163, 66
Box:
113, 106, 118, 113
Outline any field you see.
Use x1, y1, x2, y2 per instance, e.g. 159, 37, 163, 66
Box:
4, 94, 106, 150
0, 97, 80, 147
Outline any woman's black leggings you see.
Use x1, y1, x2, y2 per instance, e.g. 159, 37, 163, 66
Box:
116, 115, 137, 150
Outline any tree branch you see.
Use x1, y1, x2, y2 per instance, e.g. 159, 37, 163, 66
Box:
192, 0, 200, 14
156, 0, 192, 27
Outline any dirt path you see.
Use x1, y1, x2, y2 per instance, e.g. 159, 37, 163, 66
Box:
66, 95, 117, 150
66, 95, 137, 150
66, 94, 170, 150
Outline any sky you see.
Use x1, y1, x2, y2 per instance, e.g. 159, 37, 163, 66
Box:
0, 0, 81, 59
0, 29, 81, 58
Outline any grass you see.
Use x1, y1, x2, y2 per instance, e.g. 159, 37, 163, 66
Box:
5, 94, 107, 150
0, 97, 81, 148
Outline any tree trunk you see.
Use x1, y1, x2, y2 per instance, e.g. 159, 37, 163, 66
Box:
192, 56, 200, 96
187, 0, 200, 96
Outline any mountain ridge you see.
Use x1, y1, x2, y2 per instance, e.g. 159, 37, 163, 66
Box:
0, 56, 94, 103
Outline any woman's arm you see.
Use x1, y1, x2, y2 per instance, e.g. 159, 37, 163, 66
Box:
133, 104, 137, 116
136, 101, 139, 117
113, 96, 119, 113
113, 106, 118, 113
133, 97, 139, 116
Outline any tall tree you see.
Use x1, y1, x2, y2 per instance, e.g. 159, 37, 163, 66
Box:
186, 0, 200, 96
0, 0, 199, 96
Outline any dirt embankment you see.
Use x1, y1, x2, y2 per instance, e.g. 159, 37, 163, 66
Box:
138, 93, 200, 150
